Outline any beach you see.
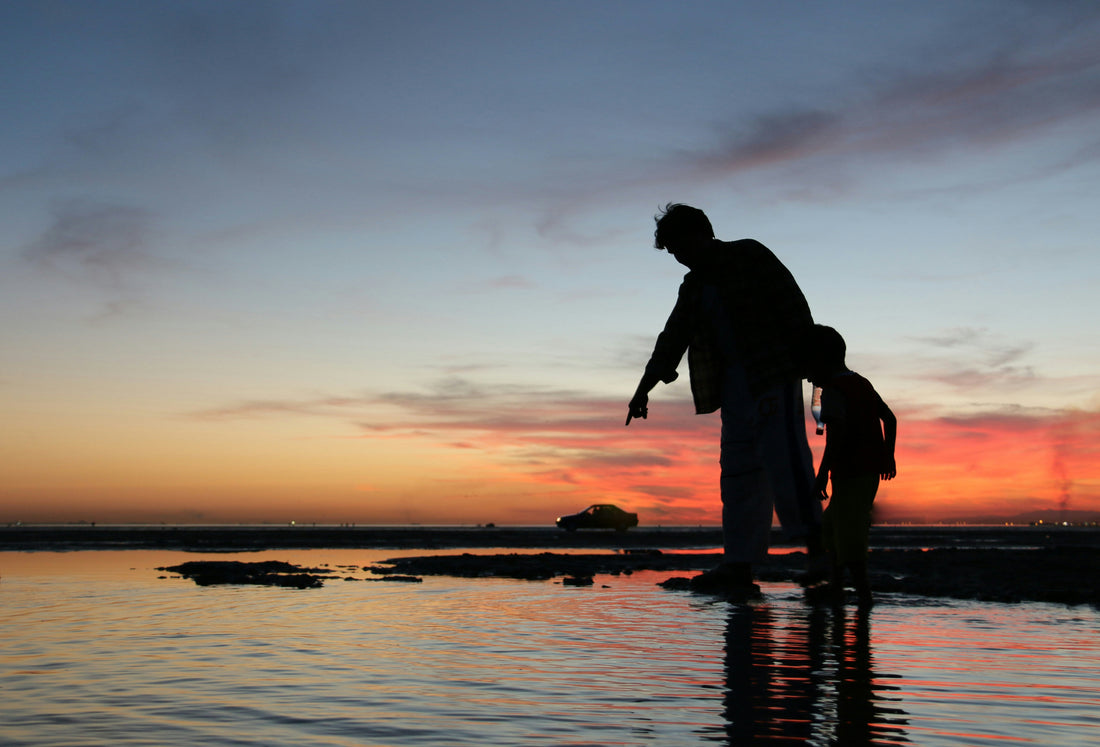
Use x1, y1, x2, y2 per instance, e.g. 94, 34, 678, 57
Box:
3, 524, 1097, 607
4, 526, 1099, 745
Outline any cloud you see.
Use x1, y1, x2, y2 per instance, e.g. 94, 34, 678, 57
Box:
191, 394, 375, 421
458, 274, 538, 293
21, 199, 160, 291
905, 327, 1039, 391
703, 109, 842, 173
921, 365, 1037, 392
682, 9, 1100, 189
356, 378, 724, 519
883, 404, 1100, 519
912, 327, 986, 349
511, 5, 1100, 235
190, 374, 1100, 522
190, 375, 719, 513
630, 484, 696, 500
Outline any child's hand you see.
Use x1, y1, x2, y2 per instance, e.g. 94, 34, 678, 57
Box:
881, 456, 897, 481
814, 473, 829, 501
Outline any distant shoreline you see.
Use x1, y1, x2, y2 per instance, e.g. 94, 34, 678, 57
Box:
1, 524, 1097, 552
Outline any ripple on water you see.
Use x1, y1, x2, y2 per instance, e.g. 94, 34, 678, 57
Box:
1, 551, 1098, 746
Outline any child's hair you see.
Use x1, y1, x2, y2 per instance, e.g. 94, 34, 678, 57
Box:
809, 324, 847, 369
653, 203, 714, 250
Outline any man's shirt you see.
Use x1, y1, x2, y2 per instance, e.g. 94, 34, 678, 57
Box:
644, 238, 813, 413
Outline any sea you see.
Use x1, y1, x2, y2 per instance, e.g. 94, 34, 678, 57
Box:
2, 531, 1098, 746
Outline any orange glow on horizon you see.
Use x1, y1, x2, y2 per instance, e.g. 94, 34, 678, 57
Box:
3, 394, 1099, 526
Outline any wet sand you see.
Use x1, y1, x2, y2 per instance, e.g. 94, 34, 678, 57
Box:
5, 525, 1097, 607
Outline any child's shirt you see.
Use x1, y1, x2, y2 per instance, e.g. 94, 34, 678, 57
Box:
821, 371, 888, 478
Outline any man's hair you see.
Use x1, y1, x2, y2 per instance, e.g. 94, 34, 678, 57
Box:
653, 203, 714, 250
809, 325, 847, 369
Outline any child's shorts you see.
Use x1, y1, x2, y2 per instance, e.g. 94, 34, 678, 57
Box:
823, 474, 880, 565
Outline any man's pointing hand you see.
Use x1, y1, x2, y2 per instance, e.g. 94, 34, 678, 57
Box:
625, 394, 649, 426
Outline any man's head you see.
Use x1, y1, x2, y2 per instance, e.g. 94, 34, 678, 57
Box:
806, 325, 847, 385
654, 203, 714, 268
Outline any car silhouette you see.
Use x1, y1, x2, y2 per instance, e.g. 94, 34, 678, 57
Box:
555, 504, 638, 532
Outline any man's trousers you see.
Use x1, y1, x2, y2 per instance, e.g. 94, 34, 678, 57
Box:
719, 366, 821, 563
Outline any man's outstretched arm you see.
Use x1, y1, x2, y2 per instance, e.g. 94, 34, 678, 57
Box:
626, 280, 691, 425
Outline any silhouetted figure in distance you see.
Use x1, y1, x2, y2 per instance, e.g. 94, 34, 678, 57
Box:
807, 324, 897, 606
627, 203, 823, 595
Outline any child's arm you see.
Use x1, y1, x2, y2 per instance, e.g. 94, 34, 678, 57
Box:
815, 435, 834, 500
880, 401, 897, 480
815, 385, 841, 500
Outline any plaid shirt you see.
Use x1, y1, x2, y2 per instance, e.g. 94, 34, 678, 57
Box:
643, 239, 813, 414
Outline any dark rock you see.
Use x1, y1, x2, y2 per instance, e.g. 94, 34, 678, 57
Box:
366, 551, 723, 582
158, 560, 327, 588
657, 576, 693, 591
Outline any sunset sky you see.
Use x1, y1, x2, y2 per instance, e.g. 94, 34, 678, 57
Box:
3, 0, 1099, 526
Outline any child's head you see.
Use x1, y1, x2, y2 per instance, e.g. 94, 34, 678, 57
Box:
807, 324, 847, 385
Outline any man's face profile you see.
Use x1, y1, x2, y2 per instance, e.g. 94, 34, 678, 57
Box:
666, 234, 710, 270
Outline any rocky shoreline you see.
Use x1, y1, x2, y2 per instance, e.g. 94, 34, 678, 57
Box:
6, 525, 1096, 607
364, 546, 1099, 608
153, 541, 1099, 608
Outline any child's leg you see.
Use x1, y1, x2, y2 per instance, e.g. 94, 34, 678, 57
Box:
849, 560, 872, 606
826, 474, 879, 603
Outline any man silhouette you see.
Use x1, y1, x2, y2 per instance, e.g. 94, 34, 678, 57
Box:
627, 204, 822, 594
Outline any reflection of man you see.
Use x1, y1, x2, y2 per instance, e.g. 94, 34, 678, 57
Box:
722, 605, 819, 743
721, 604, 909, 742
627, 203, 821, 595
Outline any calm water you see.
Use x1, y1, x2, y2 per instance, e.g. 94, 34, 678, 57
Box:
2, 549, 1098, 746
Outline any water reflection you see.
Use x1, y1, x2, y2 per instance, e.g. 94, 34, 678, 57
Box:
719, 602, 909, 745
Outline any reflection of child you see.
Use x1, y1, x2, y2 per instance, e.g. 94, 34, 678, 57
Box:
807, 325, 897, 605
